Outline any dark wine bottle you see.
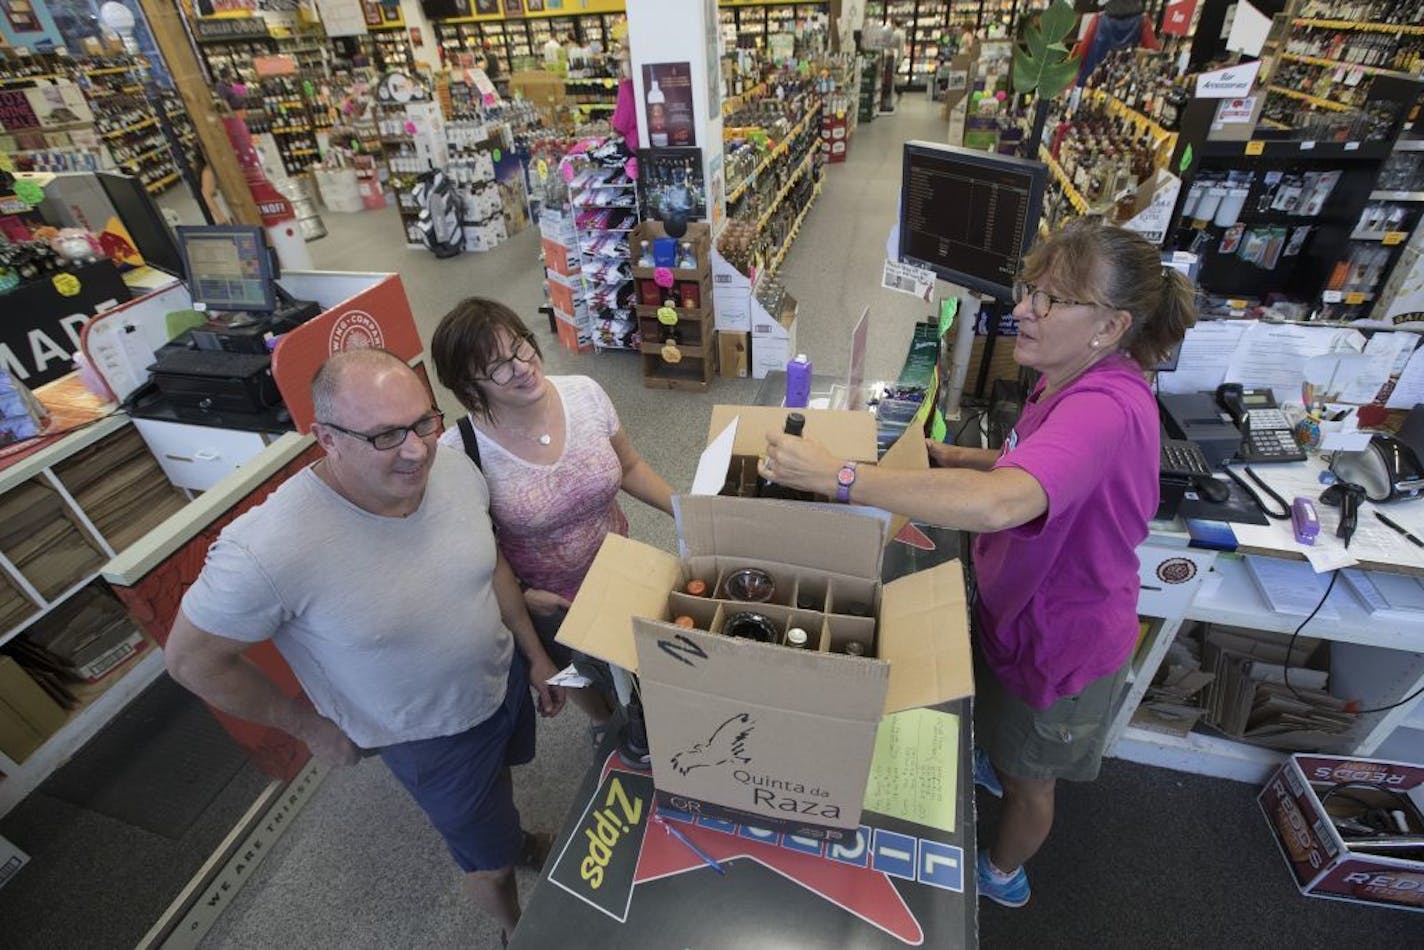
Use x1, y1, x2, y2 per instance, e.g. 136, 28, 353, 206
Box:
757, 413, 810, 501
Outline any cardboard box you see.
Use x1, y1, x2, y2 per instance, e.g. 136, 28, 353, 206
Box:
545, 268, 581, 316
541, 236, 579, 277
0, 656, 68, 764
750, 293, 798, 380
560, 416, 946, 839
1259, 754, 1424, 912
558, 495, 971, 840
717, 331, 749, 379
711, 249, 752, 332
0, 835, 28, 891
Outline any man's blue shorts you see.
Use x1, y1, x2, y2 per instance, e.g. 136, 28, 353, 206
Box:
378, 651, 536, 872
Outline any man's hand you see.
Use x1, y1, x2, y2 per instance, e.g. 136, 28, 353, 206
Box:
529, 656, 567, 717
524, 588, 572, 617
762, 429, 840, 496
294, 712, 362, 767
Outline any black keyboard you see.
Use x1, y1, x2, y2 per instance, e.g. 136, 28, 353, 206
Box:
1161, 438, 1213, 478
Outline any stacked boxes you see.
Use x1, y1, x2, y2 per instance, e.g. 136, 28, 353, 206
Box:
541, 208, 593, 353
632, 221, 716, 391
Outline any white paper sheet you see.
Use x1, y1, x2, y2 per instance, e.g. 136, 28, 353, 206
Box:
1337, 332, 1417, 404
1223, 323, 1352, 403
1156, 321, 1248, 394
1386, 344, 1424, 409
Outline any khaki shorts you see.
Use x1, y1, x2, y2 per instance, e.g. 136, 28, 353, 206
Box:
973, 648, 1129, 783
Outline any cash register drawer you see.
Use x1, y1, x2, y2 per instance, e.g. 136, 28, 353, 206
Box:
130, 419, 275, 492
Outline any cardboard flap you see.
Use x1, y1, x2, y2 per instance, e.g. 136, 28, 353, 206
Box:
707, 405, 878, 462
879, 560, 975, 712
555, 534, 681, 673
633, 621, 890, 721
877, 423, 931, 542
677, 494, 887, 579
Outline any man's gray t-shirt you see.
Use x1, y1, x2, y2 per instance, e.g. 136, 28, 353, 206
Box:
181, 446, 512, 748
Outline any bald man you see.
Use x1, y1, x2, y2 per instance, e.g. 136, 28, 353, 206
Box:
166, 348, 564, 941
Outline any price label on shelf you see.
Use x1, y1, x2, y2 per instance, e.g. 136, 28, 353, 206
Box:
1245, 140, 1265, 155
1300, 141, 1315, 150
1345, 142, 1360, 151
1346, 292, 1367, 305
1322, 290, 1344, 303
1384, 231, 1406, 246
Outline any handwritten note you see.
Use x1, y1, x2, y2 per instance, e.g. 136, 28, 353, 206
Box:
862, 708, 959, 832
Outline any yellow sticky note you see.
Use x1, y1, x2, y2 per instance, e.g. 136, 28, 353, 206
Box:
1245, 140, 1265, 155
862, 708, 960, 832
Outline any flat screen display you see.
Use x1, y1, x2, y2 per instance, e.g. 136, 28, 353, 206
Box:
898, 141, 1047, 300
177, 225, 275, 313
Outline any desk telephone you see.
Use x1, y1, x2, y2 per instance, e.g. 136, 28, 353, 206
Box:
1214, 383, 1307, 463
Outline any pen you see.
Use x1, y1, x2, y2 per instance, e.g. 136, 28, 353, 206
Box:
653, 813, 725, 876
1374, 511, 1424, 549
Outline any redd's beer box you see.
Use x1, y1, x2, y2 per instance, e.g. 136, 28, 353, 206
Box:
1259, 754, 1424, 912
558, 490, 973, 842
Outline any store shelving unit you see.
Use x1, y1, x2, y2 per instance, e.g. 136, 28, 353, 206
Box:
0, 416, 189, 817
568, 155, 638, 352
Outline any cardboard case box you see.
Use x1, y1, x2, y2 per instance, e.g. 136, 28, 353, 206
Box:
1258, 754, 1424, 912
559, 416, 964, 840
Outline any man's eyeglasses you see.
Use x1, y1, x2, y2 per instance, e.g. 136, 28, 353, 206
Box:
1012, 279, 1109, 319
320, 410, 444, 450
475, 335, 539, 386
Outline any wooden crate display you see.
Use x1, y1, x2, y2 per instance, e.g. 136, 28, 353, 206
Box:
53, 427, 187, 552
631, 221, 716, 392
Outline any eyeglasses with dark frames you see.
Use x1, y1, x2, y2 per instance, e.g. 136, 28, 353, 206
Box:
475, 335, 539, 386
319, 410, 444, 451
1012, 279, 1110, 319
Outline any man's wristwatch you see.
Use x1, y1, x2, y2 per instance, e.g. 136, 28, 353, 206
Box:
835, 462, 858, 503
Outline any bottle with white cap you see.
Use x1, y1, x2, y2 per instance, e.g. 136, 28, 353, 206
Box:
785, 627, 810, 649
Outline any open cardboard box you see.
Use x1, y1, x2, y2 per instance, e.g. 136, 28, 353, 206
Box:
558, 486, 970, 840
1259, 754, 1424, 912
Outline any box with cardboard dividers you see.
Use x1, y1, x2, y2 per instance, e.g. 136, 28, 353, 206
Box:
557, 494, 972, 840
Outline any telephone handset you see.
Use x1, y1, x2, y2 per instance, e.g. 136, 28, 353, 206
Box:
1214, 383, 1306, 463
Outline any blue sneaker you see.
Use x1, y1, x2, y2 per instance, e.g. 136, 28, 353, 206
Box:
977, 851, 1031, 907
973, 748, 1003, 798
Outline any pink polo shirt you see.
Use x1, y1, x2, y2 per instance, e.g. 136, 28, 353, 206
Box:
971, 354, 1159, 709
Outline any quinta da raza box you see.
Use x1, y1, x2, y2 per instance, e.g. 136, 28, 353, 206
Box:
557, 493, 973, 841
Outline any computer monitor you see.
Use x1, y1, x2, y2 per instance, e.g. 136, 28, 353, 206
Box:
95, 172, 184, 276
177, 225, 276, 313
897, 141, 1048, 301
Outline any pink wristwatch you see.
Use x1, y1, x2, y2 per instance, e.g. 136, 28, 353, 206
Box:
835, 462, 858, 502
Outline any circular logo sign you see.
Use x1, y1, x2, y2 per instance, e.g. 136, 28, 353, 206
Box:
328, 310, 385, 353
1156, 557, 1197, 585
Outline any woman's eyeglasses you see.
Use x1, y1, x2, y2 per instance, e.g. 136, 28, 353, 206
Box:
1012, 279, 1109, 319
320, 410, 444, 450
475, 335, 539, 385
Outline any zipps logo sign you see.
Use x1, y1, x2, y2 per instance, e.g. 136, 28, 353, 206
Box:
328, 310, 385, 354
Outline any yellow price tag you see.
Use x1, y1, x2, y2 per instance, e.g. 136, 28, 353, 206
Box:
52, 273, 81, 297
1345, 292, 1367, 305
836, 109, 845, 120
536, 158, 549, 180
1245, 140, 1265, 155
1384, 231, 1406, 246
603, 78, 615, 89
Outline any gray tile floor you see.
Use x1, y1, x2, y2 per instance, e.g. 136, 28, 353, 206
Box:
195, 92, 953, 950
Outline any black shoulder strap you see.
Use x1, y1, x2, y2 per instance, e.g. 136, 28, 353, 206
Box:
457, 415, 482, 471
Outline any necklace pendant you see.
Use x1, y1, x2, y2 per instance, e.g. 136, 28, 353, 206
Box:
537, 434, 552, 446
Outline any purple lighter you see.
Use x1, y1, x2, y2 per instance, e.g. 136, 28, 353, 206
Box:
1292, 496, 1320, 545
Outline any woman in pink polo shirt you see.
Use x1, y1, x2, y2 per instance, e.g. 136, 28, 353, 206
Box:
762, 220, 1195, 908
